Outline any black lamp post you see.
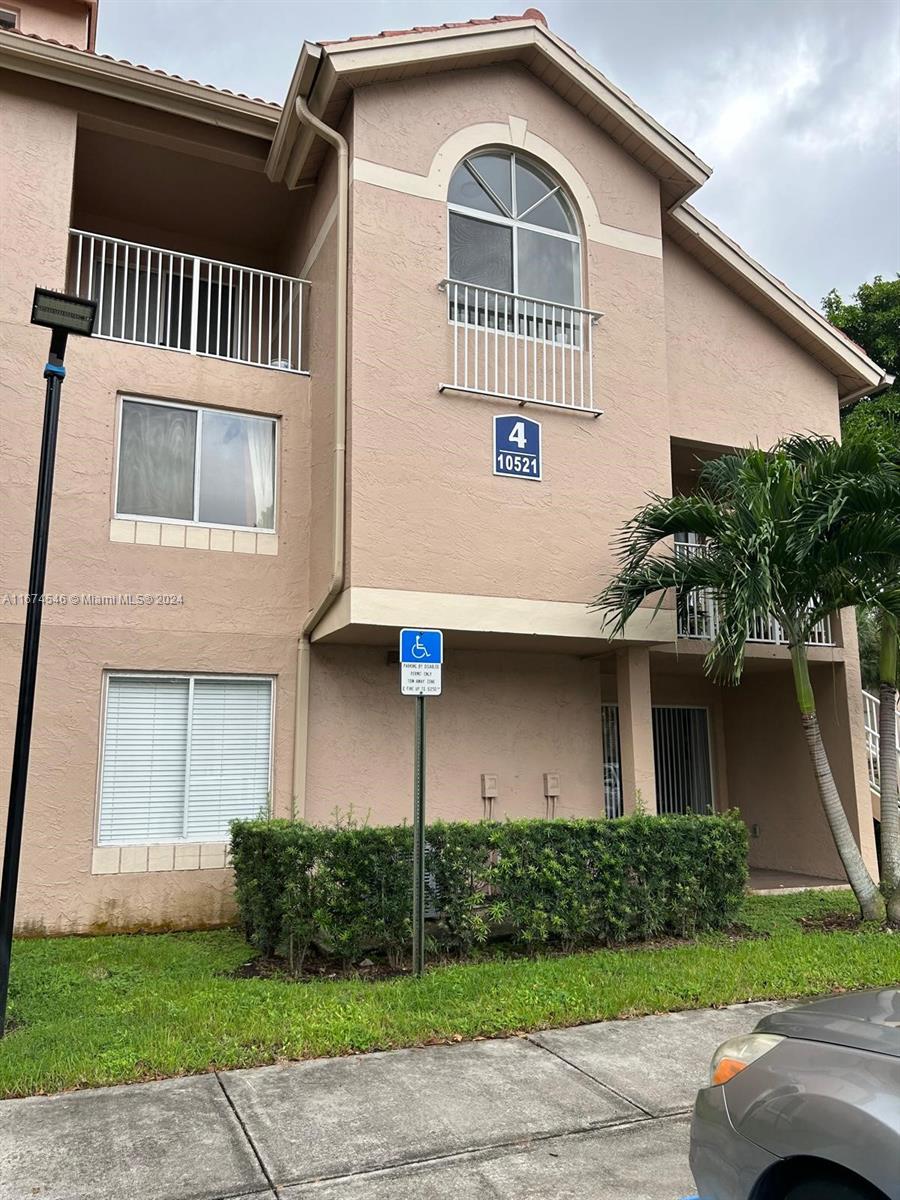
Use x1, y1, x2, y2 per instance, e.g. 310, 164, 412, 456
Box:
0, 288, 97, 1037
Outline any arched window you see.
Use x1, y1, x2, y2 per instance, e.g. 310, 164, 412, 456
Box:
448, 150, 581, 305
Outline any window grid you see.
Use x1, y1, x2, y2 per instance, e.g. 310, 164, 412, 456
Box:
447, 150, 583, 307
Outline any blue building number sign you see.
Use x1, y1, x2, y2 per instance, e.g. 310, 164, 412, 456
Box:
493, 414, 541, 481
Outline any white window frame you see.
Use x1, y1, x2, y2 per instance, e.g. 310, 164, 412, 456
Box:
446, 149, 583, 307
0, 8, 19, 32
95, 671, 275, 846
113, 394, 279, 534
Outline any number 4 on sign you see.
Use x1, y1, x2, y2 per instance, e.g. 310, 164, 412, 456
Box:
508, 421, 527, 449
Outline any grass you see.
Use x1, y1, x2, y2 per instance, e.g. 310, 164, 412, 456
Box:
1, 891, 897, 1099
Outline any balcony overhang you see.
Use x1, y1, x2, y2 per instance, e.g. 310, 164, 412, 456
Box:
267, 21, 711, 203
310, 587, 675, 653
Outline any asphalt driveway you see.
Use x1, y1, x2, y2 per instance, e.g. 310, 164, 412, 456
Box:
0, 1000, 787, 1199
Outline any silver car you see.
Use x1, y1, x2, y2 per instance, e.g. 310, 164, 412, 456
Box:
690, 988, 900, 1200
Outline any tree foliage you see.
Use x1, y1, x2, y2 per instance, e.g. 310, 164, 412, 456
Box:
593, 435, 900, 686
825, 274, 899, 457
823, 274, 899, 384
594, 434, 900, 923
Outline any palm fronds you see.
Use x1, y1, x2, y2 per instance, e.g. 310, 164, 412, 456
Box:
594, 433, 900, 683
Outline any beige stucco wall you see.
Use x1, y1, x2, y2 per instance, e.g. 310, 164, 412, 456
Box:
663, 237, 840, 448
346, 66, 670, 604
0, 625, 299, 934
722, 657, 878, 880
0, 85, 310, 933
306, 644, 605, 826
12, 0, 91, 48
280, 138, 343, 618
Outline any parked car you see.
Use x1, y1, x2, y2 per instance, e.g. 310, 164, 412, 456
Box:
690, 989, 900, 1200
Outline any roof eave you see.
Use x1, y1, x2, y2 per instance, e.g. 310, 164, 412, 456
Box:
0, 29, 280, 139
268, 20, 711, 199
265, 42, 322, 185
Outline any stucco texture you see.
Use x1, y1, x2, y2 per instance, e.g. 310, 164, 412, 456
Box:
13, 0, 91, 49
663, 238, 840, 449
306, 644, 605, 826
722, 655, 877, 880
347, 64, 671, 601
0, 85, 309, 932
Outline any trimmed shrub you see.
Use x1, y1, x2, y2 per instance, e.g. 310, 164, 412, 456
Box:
230, 812, 748, 966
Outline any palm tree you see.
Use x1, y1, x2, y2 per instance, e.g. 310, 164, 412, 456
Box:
593, 434, 900, 924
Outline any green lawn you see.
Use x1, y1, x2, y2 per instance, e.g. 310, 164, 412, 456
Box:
1, 891, 897, 1099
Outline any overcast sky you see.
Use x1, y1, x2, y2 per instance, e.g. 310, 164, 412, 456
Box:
96, 0, 899, 310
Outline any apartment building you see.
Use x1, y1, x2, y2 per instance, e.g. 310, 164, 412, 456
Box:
0, 1, 890, 934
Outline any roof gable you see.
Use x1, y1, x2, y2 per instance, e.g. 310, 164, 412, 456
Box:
266, 13, 711, 208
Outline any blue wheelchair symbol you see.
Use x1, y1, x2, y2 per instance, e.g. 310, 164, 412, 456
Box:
400, 629, 443, 665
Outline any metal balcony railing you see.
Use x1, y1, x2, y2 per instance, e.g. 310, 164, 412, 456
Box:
675, 540, 834, 647
68, 230, 309, 373
863, 689, 900, 797
438, 279, 602, 415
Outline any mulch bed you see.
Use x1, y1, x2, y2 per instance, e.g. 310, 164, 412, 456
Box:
228, 921, 770, 984
230, 953, 410, 983
797, 913, 864, 933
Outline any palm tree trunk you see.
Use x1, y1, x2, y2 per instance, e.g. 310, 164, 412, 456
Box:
791, 645, 885, 922
877, 614, 899, 920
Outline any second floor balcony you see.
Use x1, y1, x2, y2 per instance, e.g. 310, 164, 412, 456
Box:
675, 538, 834, 647
67, 230, 309, 375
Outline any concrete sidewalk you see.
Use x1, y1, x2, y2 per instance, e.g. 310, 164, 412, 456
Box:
0, 1001, 787, 1200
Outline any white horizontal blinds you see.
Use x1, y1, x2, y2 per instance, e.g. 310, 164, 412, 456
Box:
99, 677, 189, 843
185, 679, 272, 840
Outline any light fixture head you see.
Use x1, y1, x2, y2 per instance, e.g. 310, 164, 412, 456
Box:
30, 288, 97, 337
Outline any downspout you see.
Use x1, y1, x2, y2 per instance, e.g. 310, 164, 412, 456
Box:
291, 93, 349, 819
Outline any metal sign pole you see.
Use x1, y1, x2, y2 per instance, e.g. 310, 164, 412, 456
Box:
412, 693, 426, 976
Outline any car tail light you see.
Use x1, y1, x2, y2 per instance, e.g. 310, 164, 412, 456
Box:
709, 1032, 784, 1086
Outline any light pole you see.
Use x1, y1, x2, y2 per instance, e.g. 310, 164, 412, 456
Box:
0, 288, 97, 1037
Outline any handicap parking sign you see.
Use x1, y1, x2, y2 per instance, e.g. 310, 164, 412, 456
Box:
399, 629, 443, 695
493, 414, 541, 481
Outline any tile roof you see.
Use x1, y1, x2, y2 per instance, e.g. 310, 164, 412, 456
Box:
3, 29, 282, 108
6, 12, 550, 111
319, 9, 547, 47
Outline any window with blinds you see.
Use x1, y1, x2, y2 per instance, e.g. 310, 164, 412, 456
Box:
98, 674, 272, 844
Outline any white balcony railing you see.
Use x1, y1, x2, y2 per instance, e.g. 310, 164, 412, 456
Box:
438, 279, 602, 415
68, 230, 309, 373
675, 540, 834, 646
863, 689, 900, 797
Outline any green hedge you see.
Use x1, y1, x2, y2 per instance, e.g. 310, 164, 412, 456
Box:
230, 813, 748, 966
